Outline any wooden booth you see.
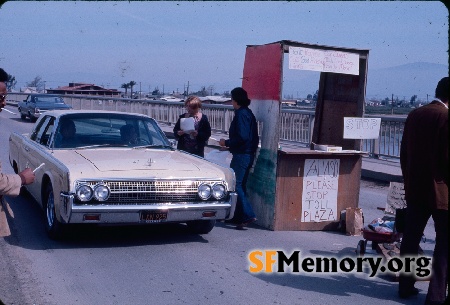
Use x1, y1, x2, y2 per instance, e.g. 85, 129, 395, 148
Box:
242, 40, 369, 231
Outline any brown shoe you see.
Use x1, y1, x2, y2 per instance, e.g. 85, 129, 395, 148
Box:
398, 287, 419, 299
235, 218, 257, 230
235, 224, 247, 230
243, 217, 257, 225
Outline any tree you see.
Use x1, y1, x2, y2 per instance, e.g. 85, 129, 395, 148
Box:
410, 95, 417, 105
312, 90, 319, 101
129, 81, 137, 98
121, 83, 130, 97
152, 87, 160, 96
381, 97, 390, 106
206, 85, 214, 96
27, 76, 45, 92
6, 74, 17, 91
307, 94, 313, 100
193, 86, 208, 97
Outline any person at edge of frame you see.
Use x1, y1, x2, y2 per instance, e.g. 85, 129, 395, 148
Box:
398, 76, 449, 305
0, 67, 35, 200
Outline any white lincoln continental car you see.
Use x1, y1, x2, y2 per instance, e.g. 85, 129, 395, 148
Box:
9, 110, 236, 239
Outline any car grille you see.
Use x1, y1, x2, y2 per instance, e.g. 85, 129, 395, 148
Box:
74, 180, 226, 205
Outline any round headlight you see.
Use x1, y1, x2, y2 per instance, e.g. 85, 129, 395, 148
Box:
212, 183, 226, 200
94, 184, 110, 201
198, 184, 211, 200
76, 185, 93, 201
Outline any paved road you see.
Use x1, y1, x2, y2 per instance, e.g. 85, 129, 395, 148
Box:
0, 107, 436, 305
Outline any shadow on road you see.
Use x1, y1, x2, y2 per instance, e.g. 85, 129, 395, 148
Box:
3, 191, 211, 250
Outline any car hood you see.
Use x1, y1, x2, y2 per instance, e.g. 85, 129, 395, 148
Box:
52, 148, 231, 180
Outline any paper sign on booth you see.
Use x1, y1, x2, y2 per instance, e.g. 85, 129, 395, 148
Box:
343, 117, 381, 139
288, 47, 359, 75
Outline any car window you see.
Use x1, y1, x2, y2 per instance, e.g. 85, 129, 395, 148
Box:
32, 116, 55, 146
35, 96, 65, 104
30, 116, 49, 141
144, 120, 166, 146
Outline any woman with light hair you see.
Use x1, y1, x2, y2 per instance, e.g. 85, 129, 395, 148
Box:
173, 96, 211, 157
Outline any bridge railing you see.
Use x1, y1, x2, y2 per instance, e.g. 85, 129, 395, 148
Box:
7, 93, 404, 159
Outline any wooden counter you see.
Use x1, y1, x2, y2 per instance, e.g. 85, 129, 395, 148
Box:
272, 149, 367, 231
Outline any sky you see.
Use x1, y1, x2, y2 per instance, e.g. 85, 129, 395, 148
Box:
0, 1, 448, 99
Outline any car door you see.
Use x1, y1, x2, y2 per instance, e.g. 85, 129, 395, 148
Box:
24, 116, 56, 199
25, 95, 34, 116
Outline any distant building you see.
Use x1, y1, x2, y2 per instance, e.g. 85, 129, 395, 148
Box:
20, 87, 38, 93
199, 96, 231, 105
47, 83, 121, 96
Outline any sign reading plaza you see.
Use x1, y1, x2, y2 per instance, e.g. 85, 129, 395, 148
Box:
301, 159, 339, 222
343, 117, 381, 139
288, 46, 359, 75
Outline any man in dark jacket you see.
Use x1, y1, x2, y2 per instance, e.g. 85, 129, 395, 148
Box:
219, 87, 259, 229
399, 77, 448, 305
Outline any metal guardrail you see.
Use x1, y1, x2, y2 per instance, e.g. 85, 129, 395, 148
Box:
7, 93, 404, 159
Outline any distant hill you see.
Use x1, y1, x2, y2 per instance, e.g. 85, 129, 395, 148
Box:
366, 62, 448, 100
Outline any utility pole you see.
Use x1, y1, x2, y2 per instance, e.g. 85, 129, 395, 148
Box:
139, 82, 142, 99
391, 94, 394, 115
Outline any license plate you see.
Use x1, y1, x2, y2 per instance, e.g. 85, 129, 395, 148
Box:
140, 211, 168, 223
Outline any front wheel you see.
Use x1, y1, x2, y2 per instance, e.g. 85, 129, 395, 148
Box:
18, 108, 26, 120
186, 220, 216, 234
44, 183, 66, 240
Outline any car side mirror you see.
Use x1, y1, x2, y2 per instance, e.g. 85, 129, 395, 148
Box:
169, 139, 177, 148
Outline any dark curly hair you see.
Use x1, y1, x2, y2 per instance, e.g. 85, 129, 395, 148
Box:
435, 77, 449, 101
0, 68, 8, 83
231, 87, 251, 107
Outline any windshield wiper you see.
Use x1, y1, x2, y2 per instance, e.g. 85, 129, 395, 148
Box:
132, 144, 173, 150
76, 144, 129, 149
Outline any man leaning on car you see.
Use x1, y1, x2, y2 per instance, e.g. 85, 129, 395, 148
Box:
0, 68, 35, 199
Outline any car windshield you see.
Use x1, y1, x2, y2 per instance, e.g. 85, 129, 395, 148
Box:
52, 113, 170, 149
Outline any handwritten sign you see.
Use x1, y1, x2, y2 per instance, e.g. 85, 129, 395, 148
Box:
386, 182, 407, 214
301, 159, 339, 222
343, 117, 381, 139
289, 47, 359, 75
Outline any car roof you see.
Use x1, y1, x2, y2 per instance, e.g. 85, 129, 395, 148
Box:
30, 93, 63, 97
43, 109, 152, 119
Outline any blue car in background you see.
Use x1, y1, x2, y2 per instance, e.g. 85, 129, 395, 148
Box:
18, 94, 71, 122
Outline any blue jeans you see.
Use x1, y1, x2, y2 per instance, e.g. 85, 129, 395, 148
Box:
230, 154, 256, 223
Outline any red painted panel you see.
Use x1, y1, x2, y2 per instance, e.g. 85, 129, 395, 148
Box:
242, 43, 283, 101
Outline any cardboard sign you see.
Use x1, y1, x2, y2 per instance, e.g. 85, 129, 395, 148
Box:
301, 159, 339, 222
343, 117, 381, 139
386, 182, 407, 214
288, 47, 359, 75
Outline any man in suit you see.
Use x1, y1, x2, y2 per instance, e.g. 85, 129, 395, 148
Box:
399, 77, 448, 305
0, 68, 35, 197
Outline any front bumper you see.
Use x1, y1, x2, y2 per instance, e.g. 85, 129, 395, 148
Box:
62, 192, 237, 224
